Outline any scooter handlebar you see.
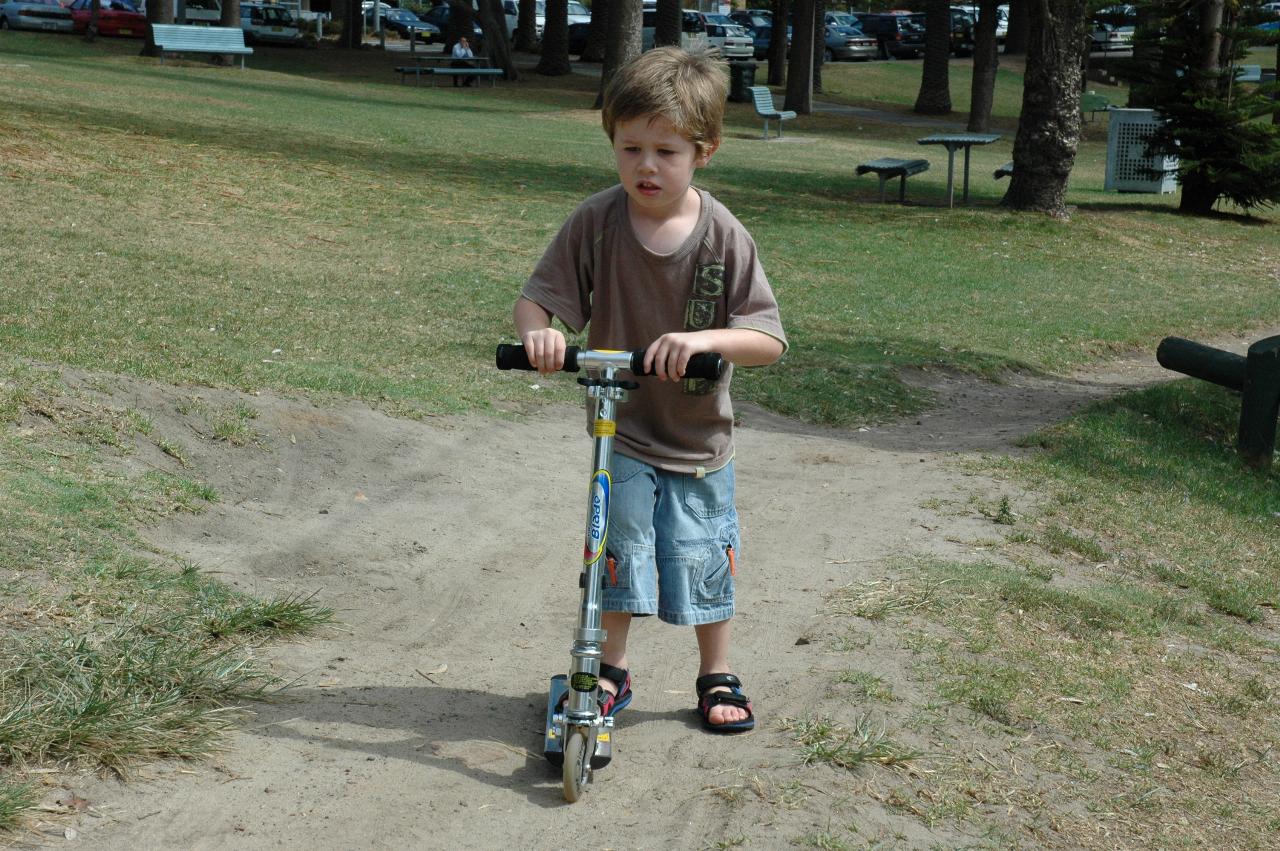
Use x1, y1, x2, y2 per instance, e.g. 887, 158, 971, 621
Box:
495, 344, 724, 382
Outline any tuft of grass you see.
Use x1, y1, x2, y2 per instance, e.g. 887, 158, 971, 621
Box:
836, 670, 896, 702
829, 576, 948, 621
781, 715, 921, 771
0, 370, 333, 829
0, 782, 36, 832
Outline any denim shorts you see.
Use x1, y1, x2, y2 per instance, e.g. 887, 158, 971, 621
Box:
602, 452, 740, 626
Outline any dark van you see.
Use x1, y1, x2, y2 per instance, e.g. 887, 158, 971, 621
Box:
852, 12, 925, 58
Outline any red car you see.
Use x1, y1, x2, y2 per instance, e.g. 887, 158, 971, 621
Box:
67, 0, 146, 36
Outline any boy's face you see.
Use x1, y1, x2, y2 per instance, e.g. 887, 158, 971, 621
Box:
612, 114, 717, 220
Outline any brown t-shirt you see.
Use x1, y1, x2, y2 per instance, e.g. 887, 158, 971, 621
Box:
522, 184, 787, 474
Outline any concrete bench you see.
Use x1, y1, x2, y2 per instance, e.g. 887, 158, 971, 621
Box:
152, 24, 253, 69
747, 86, 796, 139
994, 161, 1013, 180
856, 157, 930, 202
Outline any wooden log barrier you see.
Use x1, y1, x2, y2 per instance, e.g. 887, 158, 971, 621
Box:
1157, 335, 1280, 470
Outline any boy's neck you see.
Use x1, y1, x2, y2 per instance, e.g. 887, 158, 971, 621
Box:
626, 186, 702, 256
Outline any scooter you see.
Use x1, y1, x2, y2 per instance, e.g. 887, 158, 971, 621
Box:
495, 344, 724, 802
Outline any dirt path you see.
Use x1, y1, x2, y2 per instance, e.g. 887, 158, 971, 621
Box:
35, 330, 1270, 849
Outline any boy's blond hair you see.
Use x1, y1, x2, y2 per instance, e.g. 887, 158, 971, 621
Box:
601, 47, 728, 157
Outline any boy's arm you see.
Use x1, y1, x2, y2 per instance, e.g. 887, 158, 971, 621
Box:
643, 328, 784, 382
513, 296, 567, 375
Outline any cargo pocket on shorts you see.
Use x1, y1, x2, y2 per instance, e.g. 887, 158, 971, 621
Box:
693, 530, 738, 606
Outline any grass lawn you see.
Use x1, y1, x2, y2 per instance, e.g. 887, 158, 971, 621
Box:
1, 31, 1278, 843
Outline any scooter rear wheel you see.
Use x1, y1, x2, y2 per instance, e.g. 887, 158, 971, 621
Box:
562, 725, 592, 802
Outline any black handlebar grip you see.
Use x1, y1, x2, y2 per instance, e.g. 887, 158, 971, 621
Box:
628, 350, 724, 381
685, 352, 725, 381
495, 344, 582, 372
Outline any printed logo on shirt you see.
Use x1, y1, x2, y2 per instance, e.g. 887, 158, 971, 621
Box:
682, 263, 726, 396
694, 263, 725, 298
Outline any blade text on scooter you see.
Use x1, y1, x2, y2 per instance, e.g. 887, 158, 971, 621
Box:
583, 469, 610, 566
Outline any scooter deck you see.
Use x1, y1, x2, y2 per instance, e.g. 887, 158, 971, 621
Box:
543, 674, 612, 770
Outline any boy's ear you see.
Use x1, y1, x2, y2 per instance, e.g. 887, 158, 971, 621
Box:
697, 139, 721, 166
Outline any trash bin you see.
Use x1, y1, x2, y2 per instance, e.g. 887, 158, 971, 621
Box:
728, 62, 758, 103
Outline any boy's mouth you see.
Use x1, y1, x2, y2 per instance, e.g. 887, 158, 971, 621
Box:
636, 180, 661, 195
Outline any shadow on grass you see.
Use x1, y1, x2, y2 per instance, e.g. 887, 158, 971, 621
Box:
1072, 201, 1272, 226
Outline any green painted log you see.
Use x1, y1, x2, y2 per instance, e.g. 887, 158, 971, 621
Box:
1239, 336, 1280, 470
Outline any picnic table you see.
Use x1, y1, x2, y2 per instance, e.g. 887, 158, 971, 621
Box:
916, 132, 1001, 207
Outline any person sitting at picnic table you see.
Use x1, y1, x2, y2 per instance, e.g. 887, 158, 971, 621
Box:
451, 36, 476, 87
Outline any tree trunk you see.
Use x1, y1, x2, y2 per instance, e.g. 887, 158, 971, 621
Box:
1005, 0, 1028, 55
914, 0, 952, 114
85, 0, 99, 41
215, 0, 241, 65
580, 0, 609, 60
1001, 0, 1088, 218
594, 0, 640, 108
784, 0, 814, 112
1274, 41, 1279, 126
653, 0, 679, 47
340, 0, 361, 48
967, 0, 1000, 130
515, 0, 537, 51
812, 0, 823, 94
768, 0, 788, 86
478, 0, 517, 79
141, 0, 173, 57
536, 0, 571, 75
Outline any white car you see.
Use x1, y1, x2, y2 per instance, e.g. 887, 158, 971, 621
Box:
182, 0, 220, 24
502, 0, 589, 40
241, 1, 300, 44
684, 10, 753, 60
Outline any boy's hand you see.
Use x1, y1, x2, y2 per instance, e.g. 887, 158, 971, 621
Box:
521, 327, 567, 375
643, 332, 711, 381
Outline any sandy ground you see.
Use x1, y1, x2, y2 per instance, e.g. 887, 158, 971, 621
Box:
19, 330, 1271, 850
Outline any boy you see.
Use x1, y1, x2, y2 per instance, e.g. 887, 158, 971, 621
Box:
514, 47, 786, 733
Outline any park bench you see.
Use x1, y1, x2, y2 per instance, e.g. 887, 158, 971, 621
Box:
1236, 64, 1262, 83
428, 67, 503, 87
856, 157, 930, 203
395, 65, 502, 87
993, 161, 1013, 180
151, 24, 253, 69
1158, 335, 1280, 471
747, 86, 796, 139
1080, 90, 1111, 122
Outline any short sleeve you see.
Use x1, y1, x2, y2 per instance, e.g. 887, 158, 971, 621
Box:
521, 202, 597, 335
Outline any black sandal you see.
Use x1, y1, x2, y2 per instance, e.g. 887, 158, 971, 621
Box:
695, 673, 755, 734
559, 662, 633, 716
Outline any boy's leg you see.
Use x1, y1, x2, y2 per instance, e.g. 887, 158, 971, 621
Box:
600, 611, 633, 696
694, 619, 750, 726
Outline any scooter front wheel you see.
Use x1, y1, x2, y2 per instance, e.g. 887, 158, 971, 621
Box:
562, 724, 593, 802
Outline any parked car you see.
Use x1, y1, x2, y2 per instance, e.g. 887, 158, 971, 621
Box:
503, 0, 589, 41
684, 10, 753, 60
1089, 20, 1133, 51
0, 0, 72, 32
639, 7, 703, 52
241, 1, 301, 44
419, 2, 485, 49
853, 11, 925, 58
66, 0, 144, 36
824, 24, 876, 61
947, 7, 974, 55
568, 18, 589, 53
182, 0, 221, 25
365, 5, 438, 41
1091, 3, 1134, 50
728, 9, 777, 58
